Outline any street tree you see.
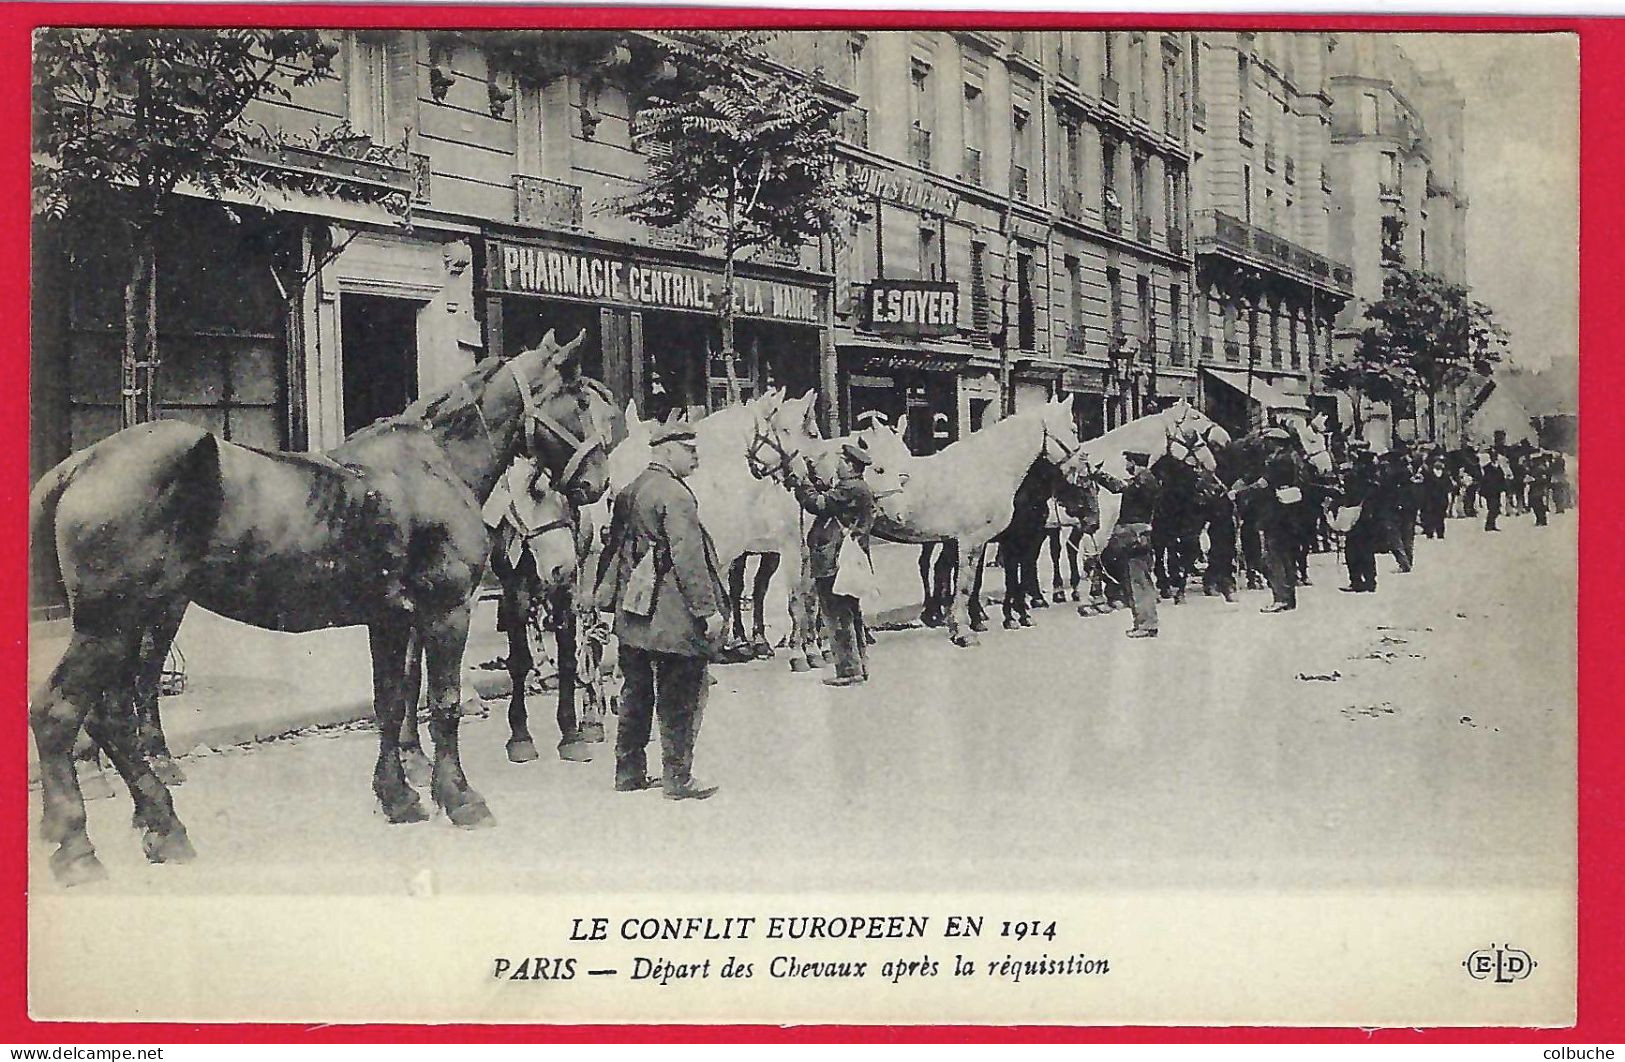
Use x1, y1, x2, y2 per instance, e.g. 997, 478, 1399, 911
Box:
1357, 268, 1508, 441
619, 30, 861, 406
1321, 326, 1420, 442
33, 28, 334, 428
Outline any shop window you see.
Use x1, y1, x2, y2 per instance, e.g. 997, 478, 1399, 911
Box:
342, 294, 420, 436
1016, 252, 1035, 352
920, 225, 940, 281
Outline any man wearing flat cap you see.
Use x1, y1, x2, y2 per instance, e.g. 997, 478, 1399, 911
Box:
1233, 428, 1302, 613
1088, 450, 1160, 638
789, 441, 878, 685
594, 420, 728, 800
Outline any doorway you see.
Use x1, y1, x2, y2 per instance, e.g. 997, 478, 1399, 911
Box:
341, 294, 420, 436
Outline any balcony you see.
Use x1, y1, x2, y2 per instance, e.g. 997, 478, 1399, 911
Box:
515, 174, 583, 230
1284, 156, 1296, 184
1060, 187, 1086, 221
910, 126, 933, 169
241, 140, 415, 214
1104, 201, 1123, 234
1101, 76, 1120, 108
1136, 214, 1153, 243
962, 147, 983, 186
1193, 209, 1355, 296
838, 106, 869, 150
1010, 164, 1030, 201
1238, 108, 1255, 144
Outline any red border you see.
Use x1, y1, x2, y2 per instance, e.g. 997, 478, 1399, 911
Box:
4, 6, 1615, 1045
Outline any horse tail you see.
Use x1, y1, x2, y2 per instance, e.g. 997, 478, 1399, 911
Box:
28, 451, 89, 613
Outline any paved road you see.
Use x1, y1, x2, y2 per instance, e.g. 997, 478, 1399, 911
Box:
30, 510, 1576, 897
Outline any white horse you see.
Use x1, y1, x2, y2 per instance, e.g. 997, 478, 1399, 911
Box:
858, 396, 1082, 647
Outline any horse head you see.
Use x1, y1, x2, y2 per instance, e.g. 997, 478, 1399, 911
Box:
1160, 400, 1225, 474
749, 389, 821, 481
1285, 414, 1335, 474
1038, 394, 1082, 467
492, 460, 580, 590
508, 329, 614, 506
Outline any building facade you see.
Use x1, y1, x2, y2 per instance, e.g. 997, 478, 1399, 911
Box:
1189, 30, 1355, 439
1325, 33, 1470, 448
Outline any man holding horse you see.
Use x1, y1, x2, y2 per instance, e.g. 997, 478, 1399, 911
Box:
595, 422, 728, 801
789, 442, 878, 687
1090, 450, 1161, 638
1235, 428, 1302, 614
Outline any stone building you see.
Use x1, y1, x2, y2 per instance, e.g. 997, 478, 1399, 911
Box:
1189, 30, 1355, 439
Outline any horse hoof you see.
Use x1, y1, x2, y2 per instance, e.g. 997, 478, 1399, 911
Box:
448, 799, 497, 830
970, 619, 988, 633
790, 657, 810, 673
51, 848, 107, 887
1032, 597, 1050, 610
951, 633, 981, 648
752, 639, 774, 659
582, 722, 607, 743
400, 749, 433, 788
141, 825, 197, 865
1019, 615, 1034, 627
557, 740, 594, 763
1003, 618, 1019, 630
379, 796, 429, 825
506, 739, 540, 764
151, 756, 186, 787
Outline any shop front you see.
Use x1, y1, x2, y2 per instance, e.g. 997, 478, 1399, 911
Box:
481, 233, 829, 422
1201, 365, 1311, 439
1061, 366, 1110, 441
839, 346, 967, 455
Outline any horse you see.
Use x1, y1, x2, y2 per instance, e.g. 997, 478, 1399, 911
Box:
858, 397, 1082, 647
1220, 414, 1336, 586
971, 457, 1063, 630
28, 329, 613, 885
1043, 470, 1100, 604
1058, 401, 1231, 613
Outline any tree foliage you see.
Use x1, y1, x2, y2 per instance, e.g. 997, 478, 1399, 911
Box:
33, 28, 334, 221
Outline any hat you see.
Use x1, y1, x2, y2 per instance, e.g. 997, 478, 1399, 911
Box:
650, 422, 698, 446
840, 442, 874, 468
1123, 450, 1151, 466
1262, 427, 1291, 441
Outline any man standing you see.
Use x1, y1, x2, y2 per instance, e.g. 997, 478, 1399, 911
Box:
1389, 451, 1422, 572
1529, 451, 1554, 527
1237, 429, 1301, 614
594, 422, 728, 800
1341, 448, 1382, 593
791, 443, 877, 687
1091, 450, 1161, 638
1420, 454, 1452, 540
1480, 450, 1508, 532
1200, 470, 1239, 603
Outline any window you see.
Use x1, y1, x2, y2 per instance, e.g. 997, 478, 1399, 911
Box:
1165, 166, 1178, 236
1382, 151, 1401, 193
1381, 215, 1404, 266
847, 37, 866, 89
1064, 121, 1082, 186
1102, 138, 1120, 215
1420, 211, 1429, 267
1265, 186, 1275, 228
1132, 152, 1147, 223
1170, 283, 1184, 363
1107, 266, 1123, 337
1137, 275, 1154, 354
964, 83, 985, 150
911, 58, 933, 133
1017, 252, 1036, 351
1066, 255, 1084, 346
1163, 54, 1179, 130
1191, 38, 1201, 101
1237, 51, 1249, 106
345, 34, 390, 142
919, 225, 941, 281
1103, 32, 1116, 80
1359, 92, 1379, 134
1012, 107, 1032, 198
1243, 164, 1253, 224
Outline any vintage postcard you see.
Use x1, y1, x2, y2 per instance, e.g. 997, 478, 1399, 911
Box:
23, 14, 1579, 1029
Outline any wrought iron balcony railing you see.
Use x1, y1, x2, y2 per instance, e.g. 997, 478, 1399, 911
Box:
1193, 209, 1355, 294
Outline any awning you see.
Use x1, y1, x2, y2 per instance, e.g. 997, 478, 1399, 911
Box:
1202, 366, 1310, 413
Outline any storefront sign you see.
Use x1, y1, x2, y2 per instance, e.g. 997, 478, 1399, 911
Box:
852, 164, 960, 218
856, 351, 966, 374
1005, 215, 1050, 246
485, 239, 821, 324
861, 280, 960, 337
1062, 368, 1107, 393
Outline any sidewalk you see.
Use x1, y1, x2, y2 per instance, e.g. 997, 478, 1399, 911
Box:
25, 541, 942, 756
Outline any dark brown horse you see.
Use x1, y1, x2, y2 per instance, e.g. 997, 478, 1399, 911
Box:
29, 330, 611, 885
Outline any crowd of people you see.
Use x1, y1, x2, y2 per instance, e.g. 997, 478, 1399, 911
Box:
584, 415, 1573, 803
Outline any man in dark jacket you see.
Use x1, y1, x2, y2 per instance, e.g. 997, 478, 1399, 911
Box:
1420, 455, 1451, 539
594, 423, 728, 800
1529, 451, 1554, 527
1341, 449, 1381, 593
791, 443, 877, 686
1200, 471, 1238, 602
1386, 450, 1421, 572
1480, 451, 1509, 531
1091, 450, 1160, 638
1236, 429, 1302, 613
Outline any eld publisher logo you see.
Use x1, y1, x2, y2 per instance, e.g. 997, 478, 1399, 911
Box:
1463, 943, 1537, 983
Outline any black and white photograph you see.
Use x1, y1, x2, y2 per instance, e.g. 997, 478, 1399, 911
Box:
26, 21, 1578, 1026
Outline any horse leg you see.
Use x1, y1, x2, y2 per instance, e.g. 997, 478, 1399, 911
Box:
554, 591, 592, 763
1067, 529, 1086, 600
396, 627, 432, 787
917, 545, 937, 627
1001, 544, 1023, 629
503, 592, 538, 764
131, 600, 188, 786
422, 606, 495, 829
727, 556, 749, 646
369, 620, 426, 824
950, 541, 981, 647
83, 660, 195, 867
32, 626, 142, 884
750, 552, 779, 657
1047, 528, 1067, 602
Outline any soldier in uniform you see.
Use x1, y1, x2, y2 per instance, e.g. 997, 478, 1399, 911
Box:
1090, 450, 1161, 638
1235, 428, 1301, 613
593, 422, 728, 801
789, 443, 878, 687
